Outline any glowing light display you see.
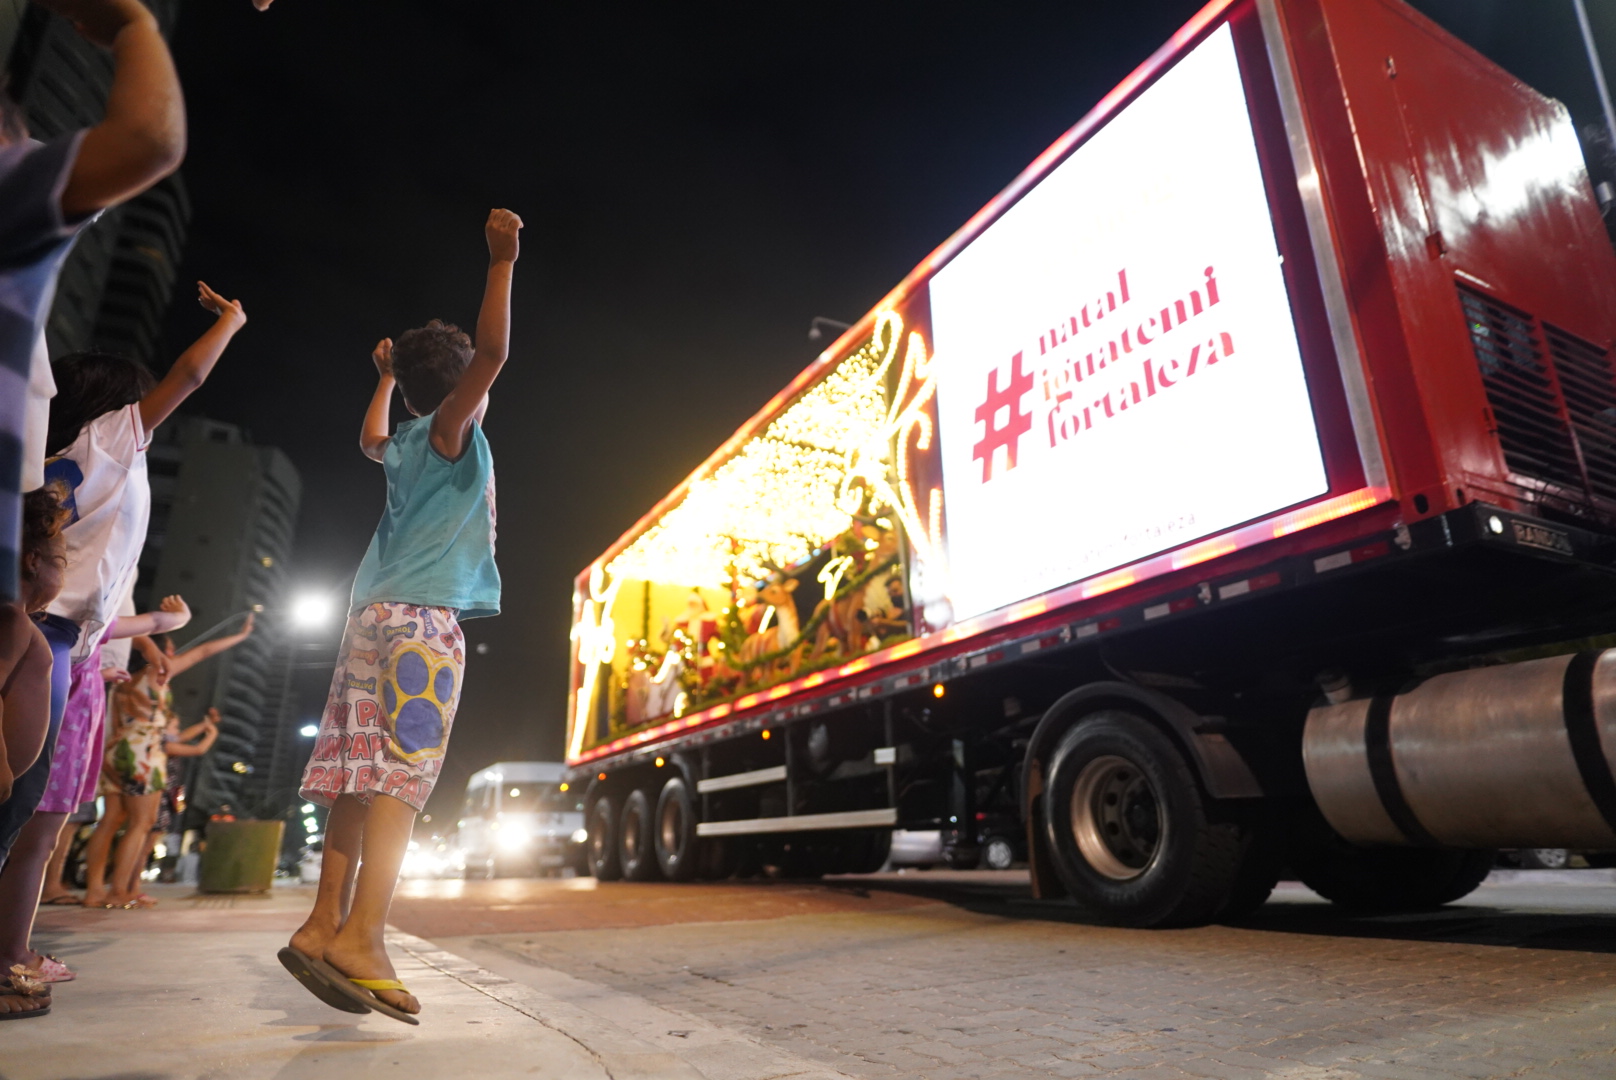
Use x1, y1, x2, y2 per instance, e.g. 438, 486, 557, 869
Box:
604, 311, 939, 589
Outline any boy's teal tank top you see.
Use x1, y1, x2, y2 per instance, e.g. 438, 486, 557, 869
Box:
349, 413, 501, 620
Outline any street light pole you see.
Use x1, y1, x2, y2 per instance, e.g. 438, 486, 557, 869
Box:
1573, 0, 1616, 183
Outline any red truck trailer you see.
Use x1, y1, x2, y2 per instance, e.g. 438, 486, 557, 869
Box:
563, 0, 1616, 926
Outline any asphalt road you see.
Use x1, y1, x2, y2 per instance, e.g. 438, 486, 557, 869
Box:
391, 869, 1616, 1079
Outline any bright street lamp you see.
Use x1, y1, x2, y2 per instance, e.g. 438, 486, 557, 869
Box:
291, 594, 333, 629
299, 723, 319, 738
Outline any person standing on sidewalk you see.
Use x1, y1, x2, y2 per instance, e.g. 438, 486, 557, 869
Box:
282, 208, 520, 1025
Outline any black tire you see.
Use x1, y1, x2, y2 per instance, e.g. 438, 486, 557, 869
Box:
1218, 821, 1283, 921
654, 777, 700, 881
1292, 838, 1496, 912
1043, 711, 1245, 928
587, 796, 621, 881
618, 788, 661, 881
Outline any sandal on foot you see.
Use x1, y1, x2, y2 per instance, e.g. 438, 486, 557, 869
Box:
38, 895, 82, 907
32, 956, 73, 983
337, 975, 420, 1026
0, 967, 51, 1020
277, 947, 370, 1016
310, 954, 420, 1026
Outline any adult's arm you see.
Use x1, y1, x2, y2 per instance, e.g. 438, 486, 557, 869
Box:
43, 0, 185, 219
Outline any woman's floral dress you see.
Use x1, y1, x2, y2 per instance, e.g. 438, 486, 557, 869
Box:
102, 673, 172, 797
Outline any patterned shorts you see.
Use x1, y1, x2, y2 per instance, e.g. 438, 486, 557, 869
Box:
298, 602, 465, 813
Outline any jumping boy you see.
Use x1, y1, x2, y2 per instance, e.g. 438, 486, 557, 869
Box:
280, 208, 520, 1024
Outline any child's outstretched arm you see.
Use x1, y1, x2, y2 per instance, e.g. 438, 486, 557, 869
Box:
107, 594, 191, 640
139, 282, 247, 434
430, 208, 523, 461
361, 339, 394, 462
42, 0, 185, 219
166, 708, 220, 757
167, 613, 253, 678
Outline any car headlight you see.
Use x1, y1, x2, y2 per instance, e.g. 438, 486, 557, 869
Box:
570, 829, 589, 845
496, 825, 532, 851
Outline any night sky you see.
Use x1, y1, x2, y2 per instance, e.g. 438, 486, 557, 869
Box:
151, 0, 1616, 820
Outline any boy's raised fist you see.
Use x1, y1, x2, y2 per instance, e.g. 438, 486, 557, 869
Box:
372, 338, 394, 378
34, 0, 154, 47
486, 208, 522, 264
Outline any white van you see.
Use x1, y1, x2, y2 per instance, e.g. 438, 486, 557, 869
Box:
456, 762, 587, 878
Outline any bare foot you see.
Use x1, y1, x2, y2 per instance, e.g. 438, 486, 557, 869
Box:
288, 911, 340, 961
322, 932, 419, 1015
0, 990, 50, 1018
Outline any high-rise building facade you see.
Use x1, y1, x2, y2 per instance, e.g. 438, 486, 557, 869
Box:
1, 0, 189, 366
139, 418, 302, 818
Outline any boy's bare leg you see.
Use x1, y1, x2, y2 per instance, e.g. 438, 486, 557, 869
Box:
100, 792, 158, 907
0, 810, 69, 970
37, 818, 77, 903
288, 794, 362, 960
81, 796, 127, 906
322, 793, 419, 1014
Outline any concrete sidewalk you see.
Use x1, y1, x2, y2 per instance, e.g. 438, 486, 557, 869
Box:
4, 883, 853, 1080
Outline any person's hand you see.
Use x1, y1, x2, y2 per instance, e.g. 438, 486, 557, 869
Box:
159, 594, 191, 628
251, 0, 275, 8
372, 338, 393, 379
136, 636, 170, 680
486, 208, 522, 264
203, 708, 221, 735
239, 612, 255, 637
101, 666, 131, 684
34, 0, 154, 49
198, 281, 246, 327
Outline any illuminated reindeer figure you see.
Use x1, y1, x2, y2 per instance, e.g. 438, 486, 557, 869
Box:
735, 567, 807, 685
809, 518, 900, 661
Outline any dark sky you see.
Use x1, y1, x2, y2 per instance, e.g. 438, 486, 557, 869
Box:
155, 0, 1616, 820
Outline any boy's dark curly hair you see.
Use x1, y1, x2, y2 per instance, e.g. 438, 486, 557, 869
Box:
20, 484, 69, 581
391, 319, 472, 416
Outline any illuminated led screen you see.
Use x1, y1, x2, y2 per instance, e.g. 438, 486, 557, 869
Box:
928, 23, 1328, 623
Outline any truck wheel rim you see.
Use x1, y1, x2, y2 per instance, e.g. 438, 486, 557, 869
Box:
986, 838, 1014, 870
590, 814, 608, 866
623, 807, 642, 862
1069, 754, 1162, 881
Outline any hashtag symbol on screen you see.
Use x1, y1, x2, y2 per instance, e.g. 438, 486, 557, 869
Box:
971, 351, 1035, 483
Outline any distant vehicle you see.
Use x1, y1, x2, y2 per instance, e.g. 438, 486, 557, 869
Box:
456, 762, 588, 878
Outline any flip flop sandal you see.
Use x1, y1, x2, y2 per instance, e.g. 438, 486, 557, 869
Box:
0, 995, 50, 1021
38, 895, 82, 906
32, 956, 73, 983
276, 948, 370, 1016
0, 966, 51, 1019
307, 953, 420, 1026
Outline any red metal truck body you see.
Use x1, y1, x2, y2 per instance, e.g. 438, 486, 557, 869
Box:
564, 0, 1616, 813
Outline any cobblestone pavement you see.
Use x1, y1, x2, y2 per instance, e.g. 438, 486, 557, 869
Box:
412, 873, 1616, 1080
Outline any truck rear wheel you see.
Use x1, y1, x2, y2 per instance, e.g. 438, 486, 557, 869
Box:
1043, 711, 1244, 927
1292, 843, 1495, 911
618, 788, 661, 881
654, 777, 699, 881
587, 796, 621, 881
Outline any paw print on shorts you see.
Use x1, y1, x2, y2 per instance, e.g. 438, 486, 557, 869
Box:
380, 644, 457, 763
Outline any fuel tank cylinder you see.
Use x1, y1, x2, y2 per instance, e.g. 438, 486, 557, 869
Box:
1303, 651, 1616, 849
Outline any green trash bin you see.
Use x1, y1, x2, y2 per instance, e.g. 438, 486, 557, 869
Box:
199, 819, 285, 893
